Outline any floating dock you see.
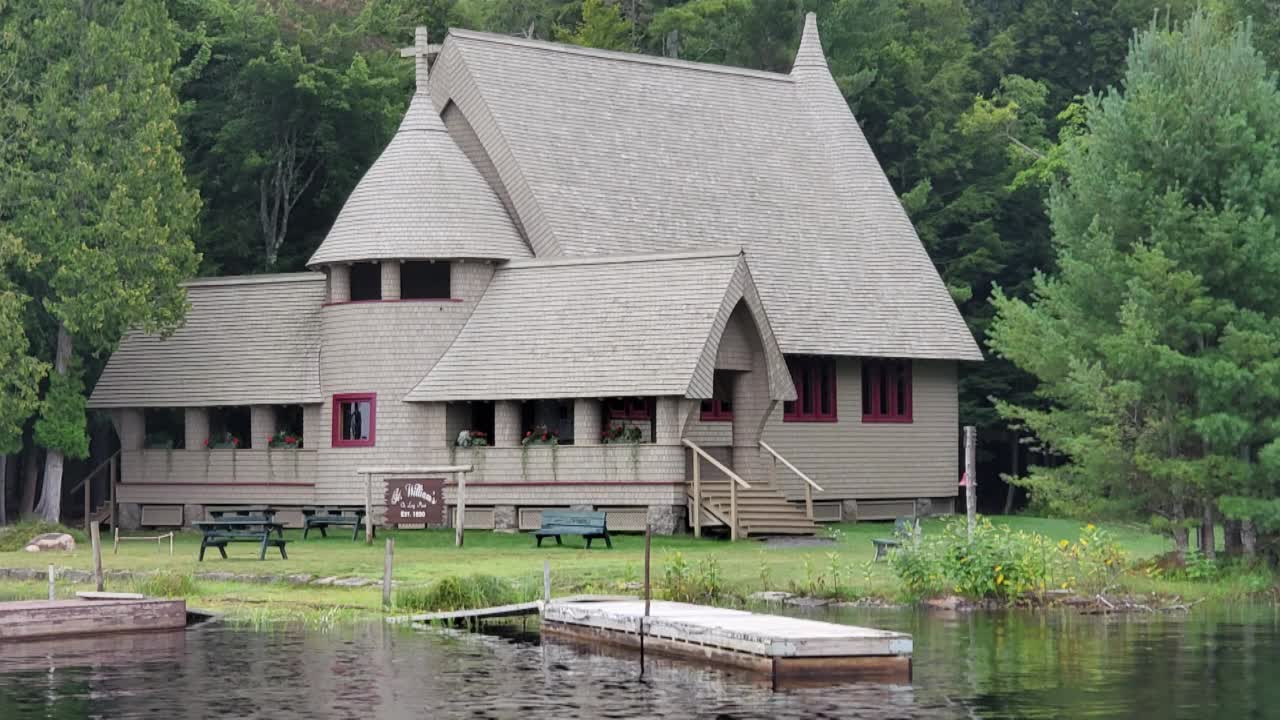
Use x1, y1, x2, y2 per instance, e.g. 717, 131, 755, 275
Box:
0, 597, 187, 641
542, 599, 912, 684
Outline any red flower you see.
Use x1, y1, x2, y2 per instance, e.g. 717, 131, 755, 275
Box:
525, 430, 532, 437
203, 439, 209, 448
541, 432, 549, 441
231, 438, 241, 447
286, 436, 296, 443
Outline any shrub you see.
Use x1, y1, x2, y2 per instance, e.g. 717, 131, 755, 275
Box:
134, 572, 198, 597
889, 517, 1127, 601
394, 574, 529, 612
0, 520, 87, 552
660, 552, 724, 603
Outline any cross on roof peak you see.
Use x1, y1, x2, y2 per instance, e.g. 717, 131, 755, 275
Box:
399, 26, 441, 92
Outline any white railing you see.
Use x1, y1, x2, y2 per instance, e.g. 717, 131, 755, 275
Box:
682, 438, 751, 541
759, 440, 824, 521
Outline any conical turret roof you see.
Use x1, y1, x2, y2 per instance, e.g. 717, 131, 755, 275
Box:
307, 32, 529, 267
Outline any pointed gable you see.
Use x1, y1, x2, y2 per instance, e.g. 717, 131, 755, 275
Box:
429, 18, 981, 361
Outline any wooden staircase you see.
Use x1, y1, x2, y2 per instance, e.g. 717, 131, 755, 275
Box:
693, 478, 819, 536
683, 439, 823, 538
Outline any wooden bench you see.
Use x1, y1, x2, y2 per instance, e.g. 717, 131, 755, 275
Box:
302, 507, 371, 541
194, 517, 288, 561
534, 510, 612, 549
871, 517, 917, 561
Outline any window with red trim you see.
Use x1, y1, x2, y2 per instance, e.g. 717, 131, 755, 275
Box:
700, 371, 735, 421
862, 359, 912, 423
332, 393, 376, 447
784, 357, 837, 422
607, 397, 652, 420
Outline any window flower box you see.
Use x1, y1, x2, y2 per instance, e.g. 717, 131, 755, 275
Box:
456, 430, 489, 447
204, 433, 241, 450
601, 423, 642, 444
522, 427, 559, 446
267, 431, 303, 449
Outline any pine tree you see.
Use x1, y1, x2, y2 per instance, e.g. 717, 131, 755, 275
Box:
1, 0, 201, 521
988, 11, 1280, 553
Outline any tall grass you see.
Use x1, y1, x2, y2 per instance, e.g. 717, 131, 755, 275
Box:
133, 571, 199, 598
394, 574, 534, 612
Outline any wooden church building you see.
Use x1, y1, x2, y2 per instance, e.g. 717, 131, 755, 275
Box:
89, 15, 981, 536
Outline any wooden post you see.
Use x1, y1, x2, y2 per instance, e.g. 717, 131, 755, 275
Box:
691, 455, 701, 538
454, 470, 466, 548
108, 455, 117, 534
83, 472, 91, 533
382, 537, 394, 608
543, 560, 551, 604
113, 527, 119, 555
964, 426, 977, 543
805, 483, 814, 521
90, 521, 103, 592
47, 564, 55, 601
364, 472, 373, 545
730, 474, 738, 541
641, 523, 651, 676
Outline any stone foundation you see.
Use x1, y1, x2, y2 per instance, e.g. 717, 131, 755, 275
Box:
493, 505, 517, 531
646, 504, 686, 535
116, 502, 142, 531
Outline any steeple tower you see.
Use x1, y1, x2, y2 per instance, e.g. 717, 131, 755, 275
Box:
307, 26, 528, 270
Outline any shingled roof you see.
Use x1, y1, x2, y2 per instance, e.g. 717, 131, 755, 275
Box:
429, 14, 981, 361
405, 250, 795, 402
88, 274, 323, 408
306, 42, 529, 267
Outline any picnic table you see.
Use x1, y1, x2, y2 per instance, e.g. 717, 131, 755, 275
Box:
193, 515, 288, 561
302, 507, 372, 540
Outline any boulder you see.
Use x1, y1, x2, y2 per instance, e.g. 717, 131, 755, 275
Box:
23, 533, 76, 553
749, 591, 794, 603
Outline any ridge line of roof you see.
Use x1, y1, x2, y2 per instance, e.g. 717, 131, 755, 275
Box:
447, 29, 795, 83
184, 273, 324, 288
500, 248, 743, 271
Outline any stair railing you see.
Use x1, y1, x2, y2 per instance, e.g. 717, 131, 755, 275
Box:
758, 440, 824, 521
67, 450, 120, 532
682, 438, 751, 541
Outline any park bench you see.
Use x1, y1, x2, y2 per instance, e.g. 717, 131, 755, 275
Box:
534, 510, 612, 549
871, 517, 917, 561
194, 515, 288, 561
302, 507, 372, 541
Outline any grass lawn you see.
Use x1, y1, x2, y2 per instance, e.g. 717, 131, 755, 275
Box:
0, 515, 1198, 621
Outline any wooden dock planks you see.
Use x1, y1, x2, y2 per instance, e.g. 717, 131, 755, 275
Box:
0, 598, 187, 641
542, 599, 912, 684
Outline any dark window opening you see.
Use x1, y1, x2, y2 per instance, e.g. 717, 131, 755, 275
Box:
862, 359, 912, 423
700, 371, 735, 421
470, 401, 495, 441
401, 261, 451, 299
349, 263, 381, 301
208, 406, 252, 448
784, 357, 837, 422
521, 400, 572, 444
332, 394, 376, 446
272, 404, 304, 448
607, 397, 652, 420
144, 408, 185, 449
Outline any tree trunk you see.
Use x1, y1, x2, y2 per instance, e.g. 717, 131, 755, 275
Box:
1198, 502, 1216, 560
0, 454, 7, 525
1223, 518, 1244, 557
1241, 521, 1257, 556
1172, 526, 1189, 560
35, 324, 72, 523
20, 443, 39, 516
1003, 432, 1019, 515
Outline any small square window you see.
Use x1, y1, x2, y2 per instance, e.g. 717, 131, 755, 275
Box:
332, 393, 376, 447
700, 371, 734, 421
401, 261, 451, 299
608, 397, 651, 420
349, 263, 381, 301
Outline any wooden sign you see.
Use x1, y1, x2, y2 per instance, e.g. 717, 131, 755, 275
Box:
383, 478, 444, 525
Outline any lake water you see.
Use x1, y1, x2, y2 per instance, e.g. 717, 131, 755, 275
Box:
0, 604, 1276, 719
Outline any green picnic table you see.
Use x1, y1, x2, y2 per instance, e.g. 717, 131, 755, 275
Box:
193, 516, 288, 561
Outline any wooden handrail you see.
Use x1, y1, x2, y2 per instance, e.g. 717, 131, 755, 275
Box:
68, 450, 121, 495
680, 439, 751, 489
758, 441, 824, 492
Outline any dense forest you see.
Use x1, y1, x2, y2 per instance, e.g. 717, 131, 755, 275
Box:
3, 0, 1280, 552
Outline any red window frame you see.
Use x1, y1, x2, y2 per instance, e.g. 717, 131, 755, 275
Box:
700, 398, 733, 421
607, 397, 652, 420
862, 359, 912, 423
332, 393, 377, 447
783, 357, 837, 422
